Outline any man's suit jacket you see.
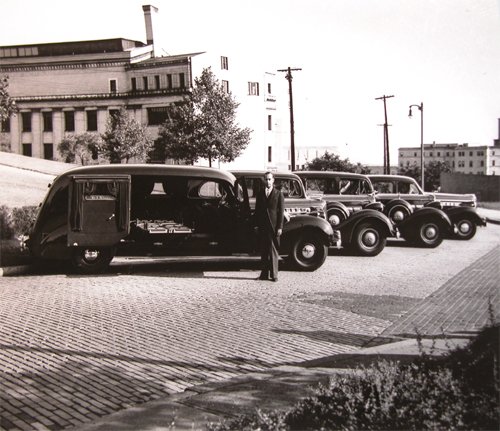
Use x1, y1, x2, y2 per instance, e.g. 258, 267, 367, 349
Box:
255, 187, 285, 235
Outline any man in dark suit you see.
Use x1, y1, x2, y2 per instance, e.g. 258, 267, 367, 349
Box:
255, 171, 285, 281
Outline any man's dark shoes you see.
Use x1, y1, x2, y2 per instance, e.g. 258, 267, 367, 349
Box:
257, 273, 268, 280
270, 277, 278, 282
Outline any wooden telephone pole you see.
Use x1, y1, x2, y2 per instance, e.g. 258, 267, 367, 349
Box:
278, 67, 301, 171
375, 94, 394, 174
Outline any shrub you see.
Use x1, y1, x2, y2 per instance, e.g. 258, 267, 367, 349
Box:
0, 205, 38, 239
0, 204, 14, 239
208, 324, 500, 431
11, 205, 38, 236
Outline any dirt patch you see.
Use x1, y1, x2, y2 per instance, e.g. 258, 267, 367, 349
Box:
298, 291, 422, 322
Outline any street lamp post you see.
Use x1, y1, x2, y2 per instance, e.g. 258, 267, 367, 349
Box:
409, 103, 424, 189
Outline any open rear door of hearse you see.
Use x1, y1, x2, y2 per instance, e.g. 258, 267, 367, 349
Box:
67, 175, 131, 247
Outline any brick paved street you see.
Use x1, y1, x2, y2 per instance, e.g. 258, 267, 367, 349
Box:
0, 225, 499, 430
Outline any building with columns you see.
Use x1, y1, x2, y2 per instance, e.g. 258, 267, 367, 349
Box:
0, 5, 285, 170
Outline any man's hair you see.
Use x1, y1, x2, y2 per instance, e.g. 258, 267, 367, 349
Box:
264, 171, 274, 178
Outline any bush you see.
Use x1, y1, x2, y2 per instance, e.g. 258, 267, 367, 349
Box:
209, 324, 499, 431
0, 205, 38, 239
0, 204, 14, 239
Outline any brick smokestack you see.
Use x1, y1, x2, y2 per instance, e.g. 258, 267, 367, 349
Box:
142, 5, 158, 55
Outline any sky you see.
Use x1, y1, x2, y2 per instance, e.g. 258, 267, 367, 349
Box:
1, 0, 500, 165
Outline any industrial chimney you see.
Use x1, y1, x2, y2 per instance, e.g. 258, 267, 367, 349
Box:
142, 5, 158, 56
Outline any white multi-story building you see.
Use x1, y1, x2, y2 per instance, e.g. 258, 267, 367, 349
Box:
398, 120, 500, 175
0, 4, 285, 171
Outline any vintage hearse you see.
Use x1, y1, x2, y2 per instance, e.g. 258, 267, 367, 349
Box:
25, 165, 337, 273
368, 174, 486, 240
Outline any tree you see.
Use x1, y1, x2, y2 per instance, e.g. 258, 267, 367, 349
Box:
0, 75, 17, 125
157, 68, 251, 166
398, 161, 452, 191
101, 108, 153, 163
303, 151, 371, 173
58, 133, 102, 165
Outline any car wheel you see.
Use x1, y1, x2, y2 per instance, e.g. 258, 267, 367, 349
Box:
387, 205, 411, 223
287, 232, 328, 271
414, 221, 443, 248
350, 222, 386, 257
71, 247, 114, 274
455, 218, 477, 240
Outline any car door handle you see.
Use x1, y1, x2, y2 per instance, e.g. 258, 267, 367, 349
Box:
107, 213, 115, 221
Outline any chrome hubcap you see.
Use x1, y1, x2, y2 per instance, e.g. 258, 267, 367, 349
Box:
301, 244, 316, 259
392, 210, 405, 221
362, 231, 377, 247
83, 249, 100, 261
328, 214, 341, 226
424, 226, 437, 239
459, 222, 471, 233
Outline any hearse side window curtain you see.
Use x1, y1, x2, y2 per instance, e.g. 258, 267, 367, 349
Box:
71, 181, 84, 231
118, 181, 129, 231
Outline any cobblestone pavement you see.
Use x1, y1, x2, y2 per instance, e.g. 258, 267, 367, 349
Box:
1, 225, 499, 431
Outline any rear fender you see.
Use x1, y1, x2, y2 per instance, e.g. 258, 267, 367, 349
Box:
337, 209, 396, 242
326, 201, 350, 218
445, 206, 487, 226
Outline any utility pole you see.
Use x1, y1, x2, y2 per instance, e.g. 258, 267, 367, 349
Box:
278, 67, 301, 171
375, 94, 394, 174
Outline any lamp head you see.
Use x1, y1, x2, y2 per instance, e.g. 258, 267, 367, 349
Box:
408, 107, 413, 118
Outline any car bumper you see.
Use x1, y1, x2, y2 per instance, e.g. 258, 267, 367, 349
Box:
330, 229, 342, 248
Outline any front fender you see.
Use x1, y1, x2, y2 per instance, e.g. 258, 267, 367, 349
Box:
445, 207, 487, 226
281, 215, 336, 249
398, 207, 454, 234
337, 209, 396, 242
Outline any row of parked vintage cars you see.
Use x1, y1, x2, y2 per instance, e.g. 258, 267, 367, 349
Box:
25, 164, 486, 274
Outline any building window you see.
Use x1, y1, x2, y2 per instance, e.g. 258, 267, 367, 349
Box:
248, 82, 259, 96
414, 152, 417, 157
87, 110, 97, 131
109, 79, 117, 93
469, 161, 473, 167
109, 109, 120, 119
155, 75, 160, 89
131, 77, 137, 91
42, 111, 53, 132
64, 111, 75, 132
43, 143, 53, 160
147, 107, 169, 126
1, 117, 10, 132
143, 77, 149, 90
221, 56, 229, 70
429, 152, 433, 157
469, 151, 473, 156
167, 74, 173, 89
268, 146, 272, 163
452, 161, 455, 168
22, 143, 32, 156
222, 80, 229, 93
493, 160, 496, 166
268, 115, 272, 131
21, 112, 32, 132
446, 152, 450, 156
437, 152, 440, 156
480, 161, 484, 167
179, 73, 185, 88
267, 83, 272, 93
458, 161, 465, 168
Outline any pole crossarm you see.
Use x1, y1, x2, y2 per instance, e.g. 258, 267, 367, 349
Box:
278, 67, 302, 171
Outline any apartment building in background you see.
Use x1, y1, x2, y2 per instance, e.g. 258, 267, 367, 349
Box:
398, 119, 500, 175
0, 5, 285, 171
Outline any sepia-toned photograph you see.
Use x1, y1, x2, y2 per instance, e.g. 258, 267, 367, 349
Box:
0, 0, 499, 430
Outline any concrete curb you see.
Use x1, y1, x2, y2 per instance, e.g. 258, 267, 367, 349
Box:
485, 216, 500, 225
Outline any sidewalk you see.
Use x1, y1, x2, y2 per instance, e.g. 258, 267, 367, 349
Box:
73, 245, 499, 431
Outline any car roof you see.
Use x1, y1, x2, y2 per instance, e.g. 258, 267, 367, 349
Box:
294, 171, 369, 180
368, 174, 415, 183
231, 170, 301, 180
56, 164, 236, 183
